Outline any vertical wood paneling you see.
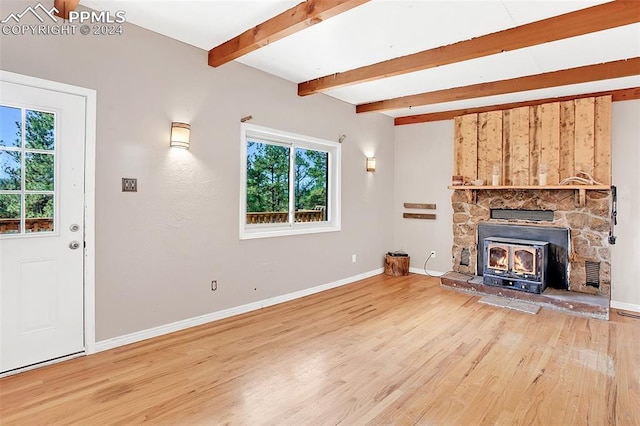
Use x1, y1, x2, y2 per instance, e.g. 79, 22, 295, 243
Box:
478, 113, 489, 184
529, 106, 541, 185
530, 103, 561, 185
454, 116, 464, 176
574, 97, 595, 175
508, 107, 530, 186
539, 102, 560, 185
502, 110, 511, 185
453, 96, 609, 187
458, 114, 478, 181
478, 111, 502, 185
594, 95, 612, 185
559, 100, 576, 181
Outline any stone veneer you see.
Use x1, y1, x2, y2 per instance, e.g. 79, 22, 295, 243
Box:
451, 189, 612, 297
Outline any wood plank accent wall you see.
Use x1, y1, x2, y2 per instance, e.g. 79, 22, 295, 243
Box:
477, 111, 502, 186
559, 101, 575, 181
453, 95, 611, 186
594, 97, 612, 185
455, 114, 478, 181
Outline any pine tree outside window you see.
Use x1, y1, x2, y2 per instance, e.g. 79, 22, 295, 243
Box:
240, 124, 341, 239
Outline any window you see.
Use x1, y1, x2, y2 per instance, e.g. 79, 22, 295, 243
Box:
0, 105, 56, 236
240, 124, 341, 239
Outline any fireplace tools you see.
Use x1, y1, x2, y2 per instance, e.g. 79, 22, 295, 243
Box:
609, 185, 617, 245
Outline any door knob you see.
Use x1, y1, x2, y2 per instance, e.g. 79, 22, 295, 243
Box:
70, 224, 80, 232
69, 241, 81, 250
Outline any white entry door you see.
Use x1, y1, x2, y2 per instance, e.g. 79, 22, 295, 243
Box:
0, 80, 86, 374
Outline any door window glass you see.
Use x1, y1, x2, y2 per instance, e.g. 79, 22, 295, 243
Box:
0, 105, 56, 235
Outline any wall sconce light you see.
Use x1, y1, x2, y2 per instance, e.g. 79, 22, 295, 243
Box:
366, 157, 376, 172
170, 122, 190, 149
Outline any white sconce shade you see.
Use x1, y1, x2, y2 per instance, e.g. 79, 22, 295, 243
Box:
366, 157, 376, 172
170, 122, 190, 149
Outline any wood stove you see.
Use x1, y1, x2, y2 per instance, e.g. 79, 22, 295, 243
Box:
477, 223, 570, 291
482, 237, 549, 294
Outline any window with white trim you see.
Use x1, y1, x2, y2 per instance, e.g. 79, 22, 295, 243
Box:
240, 124, 341, 239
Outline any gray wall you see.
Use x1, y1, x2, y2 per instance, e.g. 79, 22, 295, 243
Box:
392, 121, 454, 274
0, 2, 395, 340
611, 101, 640, 309
394, 100, 640, 309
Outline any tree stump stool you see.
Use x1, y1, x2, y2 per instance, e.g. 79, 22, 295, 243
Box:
384, 254, 410, 276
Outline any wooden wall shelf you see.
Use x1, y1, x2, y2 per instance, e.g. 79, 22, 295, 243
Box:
448, 185, 611, 206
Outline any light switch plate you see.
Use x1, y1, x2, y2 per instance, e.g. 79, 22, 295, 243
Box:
122, 178, 137, 192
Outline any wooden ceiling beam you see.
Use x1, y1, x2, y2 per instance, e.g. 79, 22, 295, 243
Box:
54, 0, 79, 20
208, 0, 370, 67
394, 87, 640, 125
299, 1, 640, 96
356, 58, 640, 113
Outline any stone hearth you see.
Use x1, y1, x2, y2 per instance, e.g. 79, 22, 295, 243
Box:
451, 188, 612, 297
440, 272, 609, 320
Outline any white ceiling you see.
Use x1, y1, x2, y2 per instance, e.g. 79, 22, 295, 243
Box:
81, 0, 640, 119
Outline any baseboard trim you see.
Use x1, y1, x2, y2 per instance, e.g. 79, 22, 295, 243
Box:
409, 267, 446, 277
95, 268, 384, 353
610, 300, 640, 313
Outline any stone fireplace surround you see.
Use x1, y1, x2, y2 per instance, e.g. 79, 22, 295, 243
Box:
451, 188, 612, 298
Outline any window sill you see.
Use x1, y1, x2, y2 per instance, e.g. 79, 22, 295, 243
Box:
240, 223, 341, 240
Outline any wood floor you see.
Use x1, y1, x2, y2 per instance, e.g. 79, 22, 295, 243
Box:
1, 274, 639, 425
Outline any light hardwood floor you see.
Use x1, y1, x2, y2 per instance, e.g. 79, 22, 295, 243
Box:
1, 274, 639, 425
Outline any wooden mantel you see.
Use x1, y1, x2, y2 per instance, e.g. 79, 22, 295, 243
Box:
448, 185, 610, 207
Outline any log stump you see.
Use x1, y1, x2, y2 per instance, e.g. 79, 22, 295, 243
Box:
384, 255, 410, 276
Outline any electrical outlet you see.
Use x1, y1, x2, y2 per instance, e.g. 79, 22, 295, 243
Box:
122, 178, 137, 192
211, 280, 217, 291
430, 250, 436, 259
352, 254, 357, 263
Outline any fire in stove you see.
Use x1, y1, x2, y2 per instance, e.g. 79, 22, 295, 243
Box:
483, 237, 549, 294
513, 249, 535, 275
488, 245, 508, 270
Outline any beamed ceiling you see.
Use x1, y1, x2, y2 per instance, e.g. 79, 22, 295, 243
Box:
82, 0, 640, 124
